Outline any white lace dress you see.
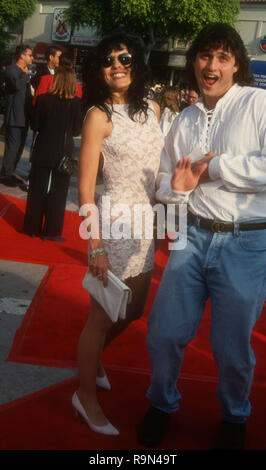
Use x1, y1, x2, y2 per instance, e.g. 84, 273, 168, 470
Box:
97, 102, 164, 280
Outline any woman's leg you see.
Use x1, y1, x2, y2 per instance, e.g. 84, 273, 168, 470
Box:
76, 297, 113, 426
95, 271, 152, 378
77, 270, 152, 423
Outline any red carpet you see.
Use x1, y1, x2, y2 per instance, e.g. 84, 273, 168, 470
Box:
0, 372, 265, 450
0, 193, 88, 266
6, 247, 266, 386
1, 194, 266, 449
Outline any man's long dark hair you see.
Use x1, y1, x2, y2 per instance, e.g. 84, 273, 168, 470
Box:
82, 33, 151, 121
184, 23, 254, 94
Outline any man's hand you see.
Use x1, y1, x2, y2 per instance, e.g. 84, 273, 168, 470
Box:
191, 152, 216, 184
192, 152, 216, 167
171, 156, 208, 192
171, 152, 216, 192
17, 63, 28, 74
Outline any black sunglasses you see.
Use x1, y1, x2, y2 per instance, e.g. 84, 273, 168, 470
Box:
101, 52, 132, 68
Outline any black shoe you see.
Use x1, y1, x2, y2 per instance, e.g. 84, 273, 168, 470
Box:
12, 174, 22, 183
22, 230, 37, 238
215, 421, 246, 450
42, 236, 66, 242
137, 406, 171, 447
0, 175, 20, 187
19, 182, 29, 192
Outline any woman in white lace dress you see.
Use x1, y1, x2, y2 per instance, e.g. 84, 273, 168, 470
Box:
73, 34, 164, 436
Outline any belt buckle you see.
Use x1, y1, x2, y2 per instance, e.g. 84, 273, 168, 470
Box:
211, 221, 225, 233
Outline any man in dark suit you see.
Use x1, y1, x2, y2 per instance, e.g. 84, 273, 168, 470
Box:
0, 44, 33, 187
31, 46, 62, 91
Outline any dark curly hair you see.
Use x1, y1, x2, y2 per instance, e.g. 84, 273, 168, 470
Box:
184, 23, 254, 94
82, 33, 151, 122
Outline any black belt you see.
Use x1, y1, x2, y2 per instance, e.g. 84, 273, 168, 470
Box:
188, 211, 266, 233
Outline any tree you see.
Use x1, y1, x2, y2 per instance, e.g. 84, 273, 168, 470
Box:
66, 0, 241, 62
0, 0, 37, 53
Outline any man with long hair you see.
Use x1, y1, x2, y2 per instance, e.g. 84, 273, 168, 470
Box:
138, 23, 266, 450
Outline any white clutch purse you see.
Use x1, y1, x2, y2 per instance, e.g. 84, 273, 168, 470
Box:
82, 269, 132, 323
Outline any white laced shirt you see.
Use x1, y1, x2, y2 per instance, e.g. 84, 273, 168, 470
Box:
156, 84, 266, 222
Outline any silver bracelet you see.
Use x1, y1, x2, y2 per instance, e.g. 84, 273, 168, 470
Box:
90, 248, 106, 258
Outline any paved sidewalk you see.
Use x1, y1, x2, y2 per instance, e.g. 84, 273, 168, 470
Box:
0, 124, 103, 405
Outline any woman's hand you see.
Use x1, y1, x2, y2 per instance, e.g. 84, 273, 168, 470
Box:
89, 253, 111, 287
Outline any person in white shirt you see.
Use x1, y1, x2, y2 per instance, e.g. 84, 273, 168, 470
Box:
158, 86, 180, 136
138, 23, 266, 450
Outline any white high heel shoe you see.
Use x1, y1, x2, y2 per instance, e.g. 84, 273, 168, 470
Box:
96, 370, 111, 390
72, 392, 119, 436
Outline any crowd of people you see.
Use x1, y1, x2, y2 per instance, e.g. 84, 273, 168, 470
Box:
0, 45, 83, 240
152, 84, 199, 135
0, 22, 266, 451
0, 44, 198, 241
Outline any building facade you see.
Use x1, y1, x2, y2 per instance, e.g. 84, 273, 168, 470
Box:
22, 1, 266, 56
20, 0, 266, 83
23, 1, 99, 52
238, 0, 266, 60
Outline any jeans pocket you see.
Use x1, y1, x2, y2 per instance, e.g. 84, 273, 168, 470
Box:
239, 229, 266, 252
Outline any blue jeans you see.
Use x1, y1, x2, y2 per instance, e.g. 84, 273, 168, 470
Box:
146, 218, 266, 423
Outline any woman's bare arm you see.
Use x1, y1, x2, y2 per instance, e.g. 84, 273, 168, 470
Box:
78, 107, 112, 283
150, 99, 161, 122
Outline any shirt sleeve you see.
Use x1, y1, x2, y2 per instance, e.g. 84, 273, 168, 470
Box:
33, 75, 52, 106
76, 83, 83, 99
208, 97, 266, 193
156, 118, 192, 204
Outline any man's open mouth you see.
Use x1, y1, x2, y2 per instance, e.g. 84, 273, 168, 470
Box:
203, 74, 219, 86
